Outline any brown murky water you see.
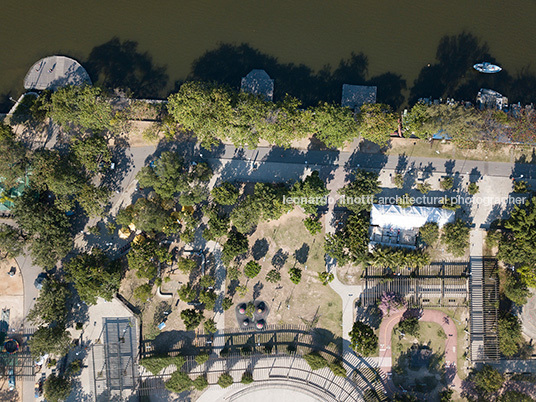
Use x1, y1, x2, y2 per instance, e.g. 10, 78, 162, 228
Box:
1, 0, 535, 100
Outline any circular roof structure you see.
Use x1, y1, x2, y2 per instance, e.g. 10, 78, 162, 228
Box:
24, 56, 91, 90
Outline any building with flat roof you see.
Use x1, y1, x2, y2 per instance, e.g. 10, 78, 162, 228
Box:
240, 69, 274, 101
341, 84, 377, 109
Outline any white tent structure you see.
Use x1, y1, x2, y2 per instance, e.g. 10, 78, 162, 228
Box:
370, 204, 455, 230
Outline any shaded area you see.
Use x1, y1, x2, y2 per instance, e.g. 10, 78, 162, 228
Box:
410, 32, 536, 105
189, 43, 406, 109
85, 37, 168, 98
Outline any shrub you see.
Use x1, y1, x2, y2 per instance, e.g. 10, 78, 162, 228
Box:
329, 360, 346, 377
289, 267, 302, 284
265, 269, 281, 283
485, 229, 501, 249
245, 302, 255, 319
133, 283, 153, 302
420, 222, 439, 246
195, 352, 210, 365
241, 371, 254, 384
165, 371, 192, 393
398, 317, 420, 337
193, 375, 209, 391
217, 373, 234, 388
440, 177, 454, 190
236, 285, 248, 297
468, 182, 479, 195
244, 261, 262, 279
68, 359, 82, 375
442, 219, 470, 257
140, 355, 185, 375
303, 352, 329, 370
304, 217, 322, 235
227, 266, 241, 281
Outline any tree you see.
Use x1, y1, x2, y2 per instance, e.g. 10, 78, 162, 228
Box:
398, 317, 420, 337
393, 173, 404, 189
303, 352, 329, 370
356, 103, 398, 146
265, 269, 281, 283
498, 197, 536, 267
442, 219, 469, 257
289, 267, 302, 284
49, 85, 115, 132
318, 271, 334, 285
303, 217, 322, 235
117, 197, 173, 234
338, 169, 381, 213
349, 321, 378, 356
503, 272, 531, 305
514, 180, 530, 193
416, 182, 432, 194
12, 191, 73, 268
378, 292, 407, 317
244, 261, 262, 279
133, 283, 153, 302
199, 275, 216, 289
420, 222, 439, 246
177, 257, 197, 274
439, 388, 454, 402
468, 182, 479, 195
236, 285, 248, 297
0, 123, 28, 188
29, 326, 71, 359
402, 102, 435, 139
203, 207, 230, 241
398, 193, 413, 209
288, 171, 329, 215
311, 102, 359, 148
199, 290, 217, 310
222, 297, 233, 310
165, 370, 192, 393
470, 364, 504, 395
127, 238, 171, 279
136, 152, 187, 199
44, 374, 71, 402
204, 318, 217, 334
222, 230, 248, 264
212, 182, 239, 205
217, 373, 234, 388
77, 184, 110, 218
71, 135, 111, 173
64, 248, 121, 305
498, 313, 524, 357
180, 309, 204, 330
0, 224, 25, 258
27, 279, 70, 326
440, 177, 454, 190
193, 375, 209, 391
499, 390, 533, 402
324, 213, 370, 265
178, 283, 197, 302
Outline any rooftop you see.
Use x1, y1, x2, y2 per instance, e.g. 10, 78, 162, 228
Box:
240, 69, 274, 101
341, 84, 377, 109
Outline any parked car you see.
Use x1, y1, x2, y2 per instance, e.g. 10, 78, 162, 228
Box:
34, 273, 48, 290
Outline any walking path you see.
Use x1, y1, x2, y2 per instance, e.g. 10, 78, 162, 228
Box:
378, 309, 462, 393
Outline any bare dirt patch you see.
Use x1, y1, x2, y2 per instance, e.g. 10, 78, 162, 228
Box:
224, 207, 342, 338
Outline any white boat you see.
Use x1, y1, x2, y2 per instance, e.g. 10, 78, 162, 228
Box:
473, 62, 502, 73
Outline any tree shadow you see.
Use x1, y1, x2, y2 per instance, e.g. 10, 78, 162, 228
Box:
252, 281, 263, 300
85, 37, 168, 98
410, 31, 536, 105
271, 249, 288, 269
293, 243, 309, 264
251, 238, 269, 261
189, 43, 406, 109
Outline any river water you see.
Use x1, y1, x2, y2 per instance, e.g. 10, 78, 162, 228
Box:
1, 0, 536, 107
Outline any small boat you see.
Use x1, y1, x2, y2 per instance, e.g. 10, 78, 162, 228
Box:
473, 62, 502, 73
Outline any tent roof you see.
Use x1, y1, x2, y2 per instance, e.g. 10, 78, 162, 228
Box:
370, 204, 455, 230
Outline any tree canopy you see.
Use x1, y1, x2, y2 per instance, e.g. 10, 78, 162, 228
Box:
28, 326, 71, 359
27, 278, 70, 326
349, 321, 377, 356
498, 313, 524, 357
442, 219, 469, 257
355, 103, 398, 146
64, 248, 121, 305
44, 374, 72, 402
127, 238, 171, 279
325, 213, 370, 265
338, 169, 381, 213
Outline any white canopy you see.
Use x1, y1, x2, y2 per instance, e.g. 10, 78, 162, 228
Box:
370, 204, 455, 230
